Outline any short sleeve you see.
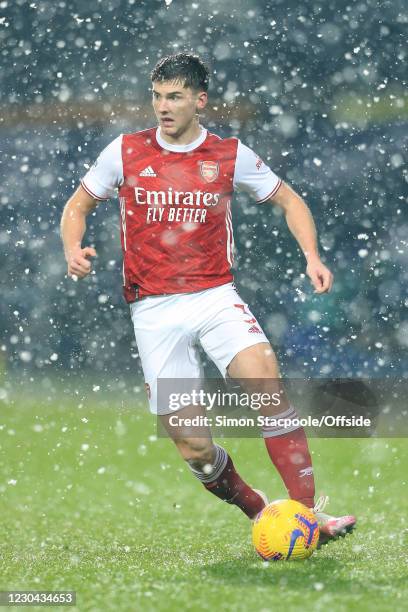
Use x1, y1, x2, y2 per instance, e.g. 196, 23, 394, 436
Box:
81, 135, 124, 201
233, 140, 282, 203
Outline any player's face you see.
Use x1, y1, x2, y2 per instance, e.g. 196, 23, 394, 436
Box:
152, 80, 207, 139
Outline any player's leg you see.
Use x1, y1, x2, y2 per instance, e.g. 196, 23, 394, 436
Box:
231, 346, 356, 542
198, 283, 356, 542
130, 292, 265, 519
159, 404, 266, 518
227, 342, 315, 509
198, 284, 315, 507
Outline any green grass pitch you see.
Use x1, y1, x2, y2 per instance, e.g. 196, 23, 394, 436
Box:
1, 387, 407, 611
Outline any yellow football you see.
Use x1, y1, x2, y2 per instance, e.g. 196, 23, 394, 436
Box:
252, 499, 319, 561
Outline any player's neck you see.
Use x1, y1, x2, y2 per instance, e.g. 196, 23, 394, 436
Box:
158, 120, 202, 146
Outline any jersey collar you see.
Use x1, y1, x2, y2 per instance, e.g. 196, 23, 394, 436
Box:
155, 125, 207, 152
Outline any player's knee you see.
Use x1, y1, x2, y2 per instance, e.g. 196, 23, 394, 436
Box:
242, 370, 279, 395
256, 355, 280, 379
177, 439, 215, 466
228, 344, 280, 380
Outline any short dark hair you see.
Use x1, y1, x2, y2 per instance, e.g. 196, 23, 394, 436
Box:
151, 53, 209, 91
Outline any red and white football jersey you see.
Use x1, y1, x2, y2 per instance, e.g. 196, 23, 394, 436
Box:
81, 126, 281, 302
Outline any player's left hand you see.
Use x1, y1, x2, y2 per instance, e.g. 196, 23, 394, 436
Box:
306, 256, 333, 293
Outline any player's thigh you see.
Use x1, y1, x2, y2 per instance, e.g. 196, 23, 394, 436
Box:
199, 285, 289, 415
199, 284, 270, 377
130, 298, 202, 415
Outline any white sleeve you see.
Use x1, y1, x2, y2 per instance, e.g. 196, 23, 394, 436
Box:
81, 135, 123, 201
233, 140, 282, 203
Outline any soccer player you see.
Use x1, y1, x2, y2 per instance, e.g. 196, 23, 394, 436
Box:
60, 53, 356, 546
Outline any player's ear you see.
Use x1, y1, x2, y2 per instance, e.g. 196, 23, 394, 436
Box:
196, 91, 208, 110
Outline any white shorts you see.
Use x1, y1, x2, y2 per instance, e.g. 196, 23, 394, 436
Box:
129, 282, 269, 415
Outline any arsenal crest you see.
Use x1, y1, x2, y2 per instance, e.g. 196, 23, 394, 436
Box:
199, 160, 219, 183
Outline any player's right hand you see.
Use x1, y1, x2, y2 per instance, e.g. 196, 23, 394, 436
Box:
66, 246, 97, 279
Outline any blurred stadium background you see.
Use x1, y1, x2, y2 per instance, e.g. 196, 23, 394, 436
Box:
1, 0, 407, 397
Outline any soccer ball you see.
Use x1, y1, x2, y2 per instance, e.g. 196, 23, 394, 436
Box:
252, 499, 319, 561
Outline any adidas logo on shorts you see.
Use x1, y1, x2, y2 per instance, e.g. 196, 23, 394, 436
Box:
248, 325, 262, 334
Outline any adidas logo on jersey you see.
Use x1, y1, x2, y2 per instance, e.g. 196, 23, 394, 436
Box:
139, 166, 157, 177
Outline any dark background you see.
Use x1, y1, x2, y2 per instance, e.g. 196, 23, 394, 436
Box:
1, 0, 407, 394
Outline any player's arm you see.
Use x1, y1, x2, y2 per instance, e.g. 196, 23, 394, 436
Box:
60, 185, 98, 279
233, 140, 333, 294
268, 182, 333, 294
61, 135, 123, 279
